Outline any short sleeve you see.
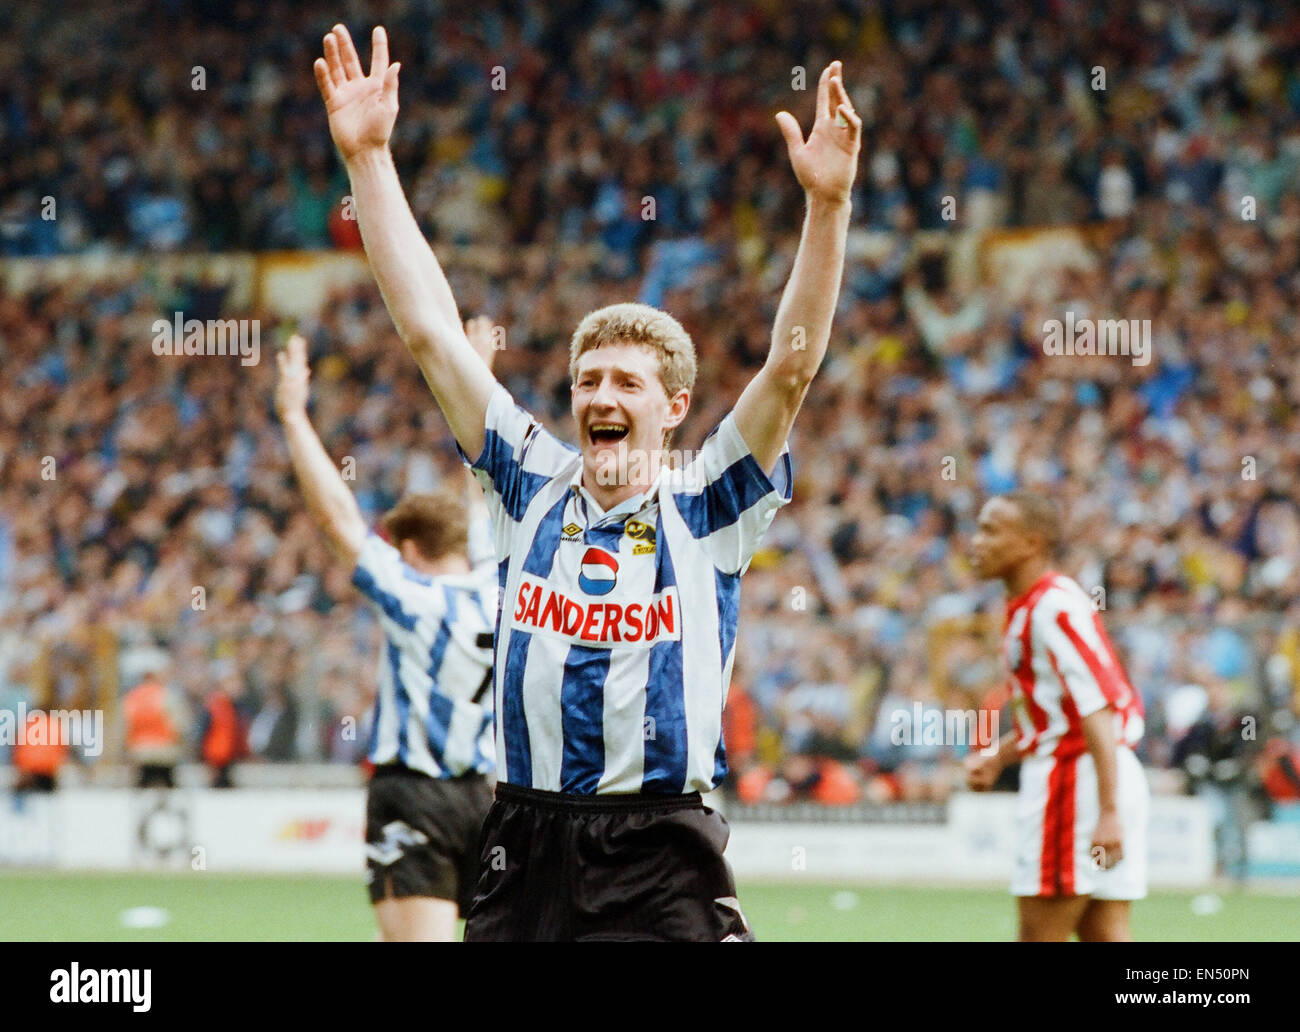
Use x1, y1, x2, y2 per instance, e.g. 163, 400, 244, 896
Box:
457, 384, 579, 559
668, 413, 794, 575
1037, 589, 1131, 720
351, 531, 435, 633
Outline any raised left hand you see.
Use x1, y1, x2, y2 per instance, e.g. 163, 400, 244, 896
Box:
775, 61, 862, 205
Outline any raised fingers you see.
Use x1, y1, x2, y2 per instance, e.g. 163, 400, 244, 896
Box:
816, 62, 834, 124
312, 57, 333, 101
321, 33, 346, 89
369, 26, 390, 80
775, 110, 804, 156
832, 75, 861, 135
332, 24, 365, 80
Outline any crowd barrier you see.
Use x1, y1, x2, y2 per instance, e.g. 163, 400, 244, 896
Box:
0, 787, 1246, 886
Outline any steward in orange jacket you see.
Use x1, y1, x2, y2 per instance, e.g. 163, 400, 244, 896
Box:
13, 710, 67, 792
123, 674, 184, 788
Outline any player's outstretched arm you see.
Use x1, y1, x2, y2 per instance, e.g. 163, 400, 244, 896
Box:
461, 316, 495, 523
730, 61, 861, 475
275, 334, 367, 566
314, 24, 495, 459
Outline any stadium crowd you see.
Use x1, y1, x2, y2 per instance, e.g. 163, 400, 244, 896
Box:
4, 0, 1300, 822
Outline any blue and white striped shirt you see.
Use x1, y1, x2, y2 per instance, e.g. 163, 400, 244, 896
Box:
466, 384, 793, 795
352, 525, 497, 779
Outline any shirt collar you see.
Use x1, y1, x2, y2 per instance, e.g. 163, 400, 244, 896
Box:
1005, 569, 1059, 613
570, 463, 665, 525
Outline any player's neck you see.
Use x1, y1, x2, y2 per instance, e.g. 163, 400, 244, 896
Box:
412, 555, 470, 578
1005, 556, 1052, 601
580, 467, 657, 515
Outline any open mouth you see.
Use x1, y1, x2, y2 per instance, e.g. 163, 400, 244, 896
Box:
588, 422, 630, 445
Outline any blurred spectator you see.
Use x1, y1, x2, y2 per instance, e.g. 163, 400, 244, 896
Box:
247, 685, 299, 763
1096, 149, 1136, 221
722, 678, 759, 774
1258, 738, 1300, 806
12, 707, 67, 793
1172, 677, 1259, 883
197, 683, 245, 788
122, 671, 187, 788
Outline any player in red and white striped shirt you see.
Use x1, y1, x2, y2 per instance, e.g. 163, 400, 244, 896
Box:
966, 492, 1149, 942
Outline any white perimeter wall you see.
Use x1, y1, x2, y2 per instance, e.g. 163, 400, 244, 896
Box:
0, 789, 1222, 887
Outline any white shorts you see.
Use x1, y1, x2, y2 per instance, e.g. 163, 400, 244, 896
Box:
1011, 745, 1148, 899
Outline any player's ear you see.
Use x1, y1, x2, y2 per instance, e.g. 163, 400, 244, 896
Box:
663, 388, 690, 431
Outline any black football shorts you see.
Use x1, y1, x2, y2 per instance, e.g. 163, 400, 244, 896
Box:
365, 765, 493, 914
463, 782, 754, 941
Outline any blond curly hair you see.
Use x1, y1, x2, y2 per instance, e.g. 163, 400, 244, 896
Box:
568, 302, 697, 398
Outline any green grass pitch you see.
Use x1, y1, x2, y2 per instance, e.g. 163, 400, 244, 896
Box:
2, 871, 1296, 940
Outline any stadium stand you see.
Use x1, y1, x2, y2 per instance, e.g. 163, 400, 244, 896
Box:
3, 1, 1299, 829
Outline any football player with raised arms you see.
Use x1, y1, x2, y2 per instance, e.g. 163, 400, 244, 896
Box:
275, 321, 500, 941
313, 23, 860, 940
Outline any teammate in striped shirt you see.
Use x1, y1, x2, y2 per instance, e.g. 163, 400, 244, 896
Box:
313, 23, 860, 940
966, 492, 1149, 942
275, 325, 498, 942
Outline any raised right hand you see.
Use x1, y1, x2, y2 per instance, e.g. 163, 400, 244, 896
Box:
274, 333, 311, 420
313, 24, 400, 162
465, 316, 499, 372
